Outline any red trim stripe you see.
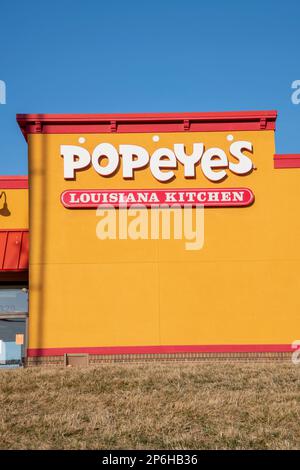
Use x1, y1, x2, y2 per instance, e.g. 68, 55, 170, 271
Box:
0, 176, 28, 189
274, 154, 300, 168
17, 111, 277, 140
27, 344, 293, 357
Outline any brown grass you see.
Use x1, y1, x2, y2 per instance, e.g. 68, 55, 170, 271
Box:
0, 362, 300, 449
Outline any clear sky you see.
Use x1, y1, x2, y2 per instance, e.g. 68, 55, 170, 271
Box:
0, 0, 299, 175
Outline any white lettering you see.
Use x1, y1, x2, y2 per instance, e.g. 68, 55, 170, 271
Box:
61, 145, 91, 179
61, 140, 255, 182
201, 148, 228, 182
120, 145, 149, 178
174, 143, 204, 177
150, 148, 177, 182
92, 143, 119, 176
229, 141, 253, 175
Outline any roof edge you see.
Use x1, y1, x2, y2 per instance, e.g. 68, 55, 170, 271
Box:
16, 110, 278, 140
0, 176, 28, 189
274, 154, 300, 169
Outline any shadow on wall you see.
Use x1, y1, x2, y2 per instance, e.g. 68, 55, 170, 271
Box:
0, 192, 11, 217
33, 119, 48, 351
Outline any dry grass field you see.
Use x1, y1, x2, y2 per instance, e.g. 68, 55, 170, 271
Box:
0, 362, 300, 450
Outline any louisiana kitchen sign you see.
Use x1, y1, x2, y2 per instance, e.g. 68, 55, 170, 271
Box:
61, 187, 254, 208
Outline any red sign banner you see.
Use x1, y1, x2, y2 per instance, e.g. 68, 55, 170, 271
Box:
61, 188, 254, 208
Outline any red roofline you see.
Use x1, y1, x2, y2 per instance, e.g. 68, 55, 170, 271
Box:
274, 154, 300, 168
16, 110, 277, 140
0, 176, 28, 189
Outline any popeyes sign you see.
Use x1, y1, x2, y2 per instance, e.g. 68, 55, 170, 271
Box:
60, 137, 255, 208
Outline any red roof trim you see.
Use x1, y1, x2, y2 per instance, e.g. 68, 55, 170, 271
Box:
17, 110, 277, 140
0, 176, 28, 189
0, 230, 29, 271
274, 154, 300, 169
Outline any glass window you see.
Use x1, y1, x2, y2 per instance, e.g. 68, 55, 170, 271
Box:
0, 288, 28, 314
0, 318, 26, 368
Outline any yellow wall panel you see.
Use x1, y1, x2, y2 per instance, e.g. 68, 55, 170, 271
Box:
25, 127, 300, 352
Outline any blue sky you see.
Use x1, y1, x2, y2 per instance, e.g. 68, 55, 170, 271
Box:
0, 0, 299, 175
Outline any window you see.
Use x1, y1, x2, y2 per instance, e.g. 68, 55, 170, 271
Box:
0, 287, 28, 367
0, 288, 28, 314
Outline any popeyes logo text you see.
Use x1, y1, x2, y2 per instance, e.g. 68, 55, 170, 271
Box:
60, 136, 254, 182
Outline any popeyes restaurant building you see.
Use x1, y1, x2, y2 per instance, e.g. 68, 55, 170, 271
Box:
1, 111, 300, 366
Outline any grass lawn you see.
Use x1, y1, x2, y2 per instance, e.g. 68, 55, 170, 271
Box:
0, 362, 300, 449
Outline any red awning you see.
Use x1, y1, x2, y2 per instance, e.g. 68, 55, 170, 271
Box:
0, 230, 29, 271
